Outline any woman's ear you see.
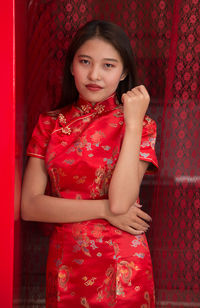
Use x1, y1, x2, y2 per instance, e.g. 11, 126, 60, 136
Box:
120, 71, 127, 81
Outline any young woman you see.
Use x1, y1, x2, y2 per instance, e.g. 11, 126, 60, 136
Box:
21, 20, 158, 307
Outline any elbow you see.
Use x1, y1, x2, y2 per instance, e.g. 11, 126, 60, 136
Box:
21, 203, 30, 221
20, 198, 33, 221
109, 188, 140, 215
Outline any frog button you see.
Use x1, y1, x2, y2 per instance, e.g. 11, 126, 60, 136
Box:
61, 127, 72, 135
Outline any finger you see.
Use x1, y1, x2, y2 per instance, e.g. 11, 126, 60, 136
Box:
131, 222, 149, 232
135, 208, 152, 222
131, 88, 142, 96
128, 210, 150, 228
131, 89, 147, 101
119, 225, 142, 235
121, 92, 133, 103
134, 85, 146, 92
129, 207, 151, 225
126, 90, 136, 97
132, 217, 150, 229
126, 226, 144, 235
135, 85, 149, 98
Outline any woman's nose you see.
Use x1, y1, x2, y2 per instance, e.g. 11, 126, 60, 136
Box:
88, 65, 101, 81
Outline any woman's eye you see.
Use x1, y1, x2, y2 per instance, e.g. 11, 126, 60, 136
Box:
104, 63, 114, 69
80, 59, 89, 65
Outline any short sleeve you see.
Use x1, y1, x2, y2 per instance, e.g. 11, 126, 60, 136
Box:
139, 116, 158, 174
27, 113, 56, 159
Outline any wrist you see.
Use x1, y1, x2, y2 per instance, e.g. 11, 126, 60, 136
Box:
125, 116, 143, 128
101, 199, 115, 221
100, 199, 110, 220
125, 122, 143, 134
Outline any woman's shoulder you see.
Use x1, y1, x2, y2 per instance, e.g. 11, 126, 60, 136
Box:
33, 107, 69, 135
37, 106, 71, 125
45, 106, 70, 119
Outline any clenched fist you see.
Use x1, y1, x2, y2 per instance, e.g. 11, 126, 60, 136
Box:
121, 85, 150, 128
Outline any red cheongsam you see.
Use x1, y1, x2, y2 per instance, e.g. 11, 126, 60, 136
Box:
27, 94, 158, 308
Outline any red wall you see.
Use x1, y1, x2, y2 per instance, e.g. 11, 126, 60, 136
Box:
14, 0, 27, 305
0, 1, 15, 306
0, 1, 27, 306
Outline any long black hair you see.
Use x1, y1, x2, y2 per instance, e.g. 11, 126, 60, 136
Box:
58, 20, 138, 108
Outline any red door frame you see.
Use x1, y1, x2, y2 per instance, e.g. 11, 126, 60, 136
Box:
0, 1, 15, 306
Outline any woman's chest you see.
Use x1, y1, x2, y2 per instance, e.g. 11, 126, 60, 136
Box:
45, 110, 124, 171
44, 110, 124, 198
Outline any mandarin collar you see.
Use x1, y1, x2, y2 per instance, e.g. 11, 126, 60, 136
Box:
57, 94, 119, 136
75, 94, 118, 115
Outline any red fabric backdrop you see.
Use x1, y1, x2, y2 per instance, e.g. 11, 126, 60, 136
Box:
22, 0, 200, 306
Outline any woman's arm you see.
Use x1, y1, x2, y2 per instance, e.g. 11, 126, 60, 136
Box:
108, 85, 150, 214
21, 157, 151, 233
21, 157, 107, 223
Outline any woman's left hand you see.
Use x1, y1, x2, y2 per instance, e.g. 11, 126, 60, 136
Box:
105, 201, 151, 235
121, 85, 150, 128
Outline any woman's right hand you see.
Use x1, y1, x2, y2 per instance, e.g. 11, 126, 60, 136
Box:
121, 85, 150, 129
105, 202, 152, 235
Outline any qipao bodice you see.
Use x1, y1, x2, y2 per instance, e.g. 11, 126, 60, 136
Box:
27, 95, 158, 201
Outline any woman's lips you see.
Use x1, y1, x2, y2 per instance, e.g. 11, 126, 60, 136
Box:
86, 84, 103, 91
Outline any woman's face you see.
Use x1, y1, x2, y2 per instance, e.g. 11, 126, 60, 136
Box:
71, 37, 126, 103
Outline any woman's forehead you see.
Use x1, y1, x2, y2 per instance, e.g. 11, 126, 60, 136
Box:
75, 37, 122, 61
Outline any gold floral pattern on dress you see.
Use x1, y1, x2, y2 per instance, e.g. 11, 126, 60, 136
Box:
140, 291, 151, 308
91, 224, 106, 239
58, 265, 71, 291
72, 224, 91, 257
91, 130, 105, 144
58, 113, 72, 135
58, 113, 67, 125
94, 104, 105, 114
61, 126, 72, 135
80, 104, 92, 114
97, 264, 116, 306
73, 135, 88, 156
73, 175, 87, 184
90, 163, 115, 199
82, 276, 96, 286
117, 260, 133, 290
89, 166, 111, 198
80, 297, 90, 308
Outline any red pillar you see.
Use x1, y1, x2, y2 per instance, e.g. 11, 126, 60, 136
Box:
0, 1, 15, 306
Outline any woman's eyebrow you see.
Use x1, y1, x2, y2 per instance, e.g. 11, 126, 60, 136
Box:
78, 55, 91, 58
104, 58, 119, 62
78, 55, 119, 62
